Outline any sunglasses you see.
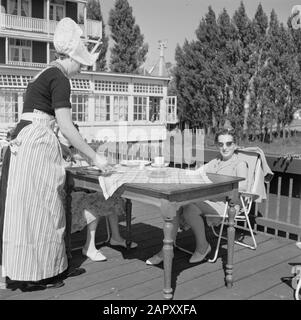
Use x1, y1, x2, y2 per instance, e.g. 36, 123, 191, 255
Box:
217, 141, 234, 148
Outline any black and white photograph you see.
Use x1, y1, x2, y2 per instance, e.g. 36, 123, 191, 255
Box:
0, 0, 300, 307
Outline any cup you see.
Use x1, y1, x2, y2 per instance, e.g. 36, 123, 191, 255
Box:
154, 156, 164, 166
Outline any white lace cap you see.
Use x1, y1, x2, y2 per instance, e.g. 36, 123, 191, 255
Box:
53, 17, 99, 66
292, 5, 301, 15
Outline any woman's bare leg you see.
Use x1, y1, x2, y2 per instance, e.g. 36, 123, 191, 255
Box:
83, 216, 99, 254
107, 213, 124, 242
182, 204, 209, 254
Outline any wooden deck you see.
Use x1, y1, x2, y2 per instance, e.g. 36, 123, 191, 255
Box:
0, 201, 300, 301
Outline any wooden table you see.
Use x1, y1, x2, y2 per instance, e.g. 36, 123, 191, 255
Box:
65, 167, 243, 300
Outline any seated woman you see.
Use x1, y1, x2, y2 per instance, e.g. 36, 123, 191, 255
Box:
146, 128, 248, 265
71, 187, 137, 262
59, 128, 137, 262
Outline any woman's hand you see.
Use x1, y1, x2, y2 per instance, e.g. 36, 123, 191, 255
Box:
93, 153, 110, 172
60, 143, 75, 163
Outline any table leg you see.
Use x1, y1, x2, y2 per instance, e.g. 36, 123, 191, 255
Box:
226, 201, 236, 288
125, 198, 132, 250
64, 173, 73, 262
162, 217, 174, 300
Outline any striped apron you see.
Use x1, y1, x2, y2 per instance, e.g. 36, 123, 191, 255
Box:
1, 110, 68, 281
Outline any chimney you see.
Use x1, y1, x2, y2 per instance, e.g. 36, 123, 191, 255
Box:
158, 40, 167, 77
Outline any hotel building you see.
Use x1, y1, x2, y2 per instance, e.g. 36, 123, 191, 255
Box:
0, 0, 177, 142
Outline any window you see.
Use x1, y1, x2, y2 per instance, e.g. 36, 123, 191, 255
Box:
134, 96, 147, 121
0, 74, 31, 87
8, 0, 31, 17
166, 96, 177, 122
50, 0, 64, 21
149, 97, 161, 122
71, 78, 90, 91
9, 38, 31, 63
71, 94, 88, 122
49, 43, 56, 63
95, 95, 110, 121
112, 81, 128, 93
95, 80, 111, 92
0, 91, 19, 123
134, 83, 148, 93
113, 96, 128, 121
149, 84, 163, 94
94, 80, 129, 93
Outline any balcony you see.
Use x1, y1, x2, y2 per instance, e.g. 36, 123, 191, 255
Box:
7, 60, 47, 68
0, 13, 102, 39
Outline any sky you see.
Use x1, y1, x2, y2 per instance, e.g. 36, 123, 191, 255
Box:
99, 0, 300, 70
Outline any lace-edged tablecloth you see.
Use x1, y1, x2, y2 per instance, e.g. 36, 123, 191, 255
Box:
98, 167, 212, 200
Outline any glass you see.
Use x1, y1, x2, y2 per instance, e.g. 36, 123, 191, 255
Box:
217, 141, 234, 148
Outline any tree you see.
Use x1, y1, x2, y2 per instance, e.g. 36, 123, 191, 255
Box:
172, 1, 299, 140
215, 8, 239, 130
86, 0, 109, 71
173, 40, 212, 130
108, 0, 148, 73
243, 3, 269, 140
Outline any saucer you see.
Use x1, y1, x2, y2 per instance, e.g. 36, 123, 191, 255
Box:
120, 160, 151, 167
151, 162, 169, 168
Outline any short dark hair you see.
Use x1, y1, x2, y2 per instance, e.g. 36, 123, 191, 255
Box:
214, 128, 237, 144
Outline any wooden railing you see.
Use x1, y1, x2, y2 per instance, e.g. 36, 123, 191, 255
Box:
1, 125, 299, 240
0, 13, 101, 38
7, 61, 47, 68
98, 134, 301, 241
1, 13, 46, 32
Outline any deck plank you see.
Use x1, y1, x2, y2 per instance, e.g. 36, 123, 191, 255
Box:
194, 255, 299, 300
139, 237, 296, 300
1, 200, 300, 300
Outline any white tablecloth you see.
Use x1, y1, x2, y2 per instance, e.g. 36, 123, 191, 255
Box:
98, 166, 212, 199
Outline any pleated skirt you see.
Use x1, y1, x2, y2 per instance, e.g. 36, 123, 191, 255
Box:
1, 122, 68, 281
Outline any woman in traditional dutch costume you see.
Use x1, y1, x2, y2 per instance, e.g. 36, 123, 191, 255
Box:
0, 18, 108, 291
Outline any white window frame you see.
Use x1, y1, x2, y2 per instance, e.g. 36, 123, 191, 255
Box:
50, 0, 65, 21
71, 94, 89, 122
9, 39, 32, 63
49, 43, 56, 63
95, 95, 111, 121
8, 0, 32, 17
166, 96, 177, 123
0, 91, 19, 123
113, 95, 128, 121
149, 96, 161, 122
133, 96, 148, 121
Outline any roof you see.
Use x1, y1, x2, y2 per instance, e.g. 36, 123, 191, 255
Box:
149, 55, 170, 78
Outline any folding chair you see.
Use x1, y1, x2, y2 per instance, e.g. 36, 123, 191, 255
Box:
175, 148, 272, 263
